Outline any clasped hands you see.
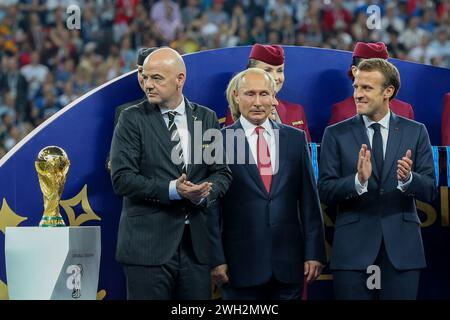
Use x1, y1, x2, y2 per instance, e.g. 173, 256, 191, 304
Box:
176, 173, 212, 204
357, 144, 413, 184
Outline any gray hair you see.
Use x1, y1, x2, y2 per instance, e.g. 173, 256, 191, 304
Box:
225, 68, 276, 121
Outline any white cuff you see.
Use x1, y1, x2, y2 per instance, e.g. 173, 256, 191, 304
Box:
397, 172, 413, 192
169, 179, 182, 200
355, 173, 368, 195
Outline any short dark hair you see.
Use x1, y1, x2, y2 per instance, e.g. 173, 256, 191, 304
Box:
357, 58, 401, 101
137, 47, 158, 66
247, 59, 259, 69
351, 56, 363, 68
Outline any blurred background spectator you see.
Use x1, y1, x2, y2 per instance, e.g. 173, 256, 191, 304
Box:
1, 0, 450, 157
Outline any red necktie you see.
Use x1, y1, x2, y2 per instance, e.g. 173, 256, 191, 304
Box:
255, 126, 272, 193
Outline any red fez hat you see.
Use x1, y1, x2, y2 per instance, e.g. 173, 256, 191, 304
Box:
352, 42, 389, 59
249, 44, 284, 66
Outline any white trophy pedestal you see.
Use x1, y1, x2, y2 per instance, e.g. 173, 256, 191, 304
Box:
5, 226, 101, 300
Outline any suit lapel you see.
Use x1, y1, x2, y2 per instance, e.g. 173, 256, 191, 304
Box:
149, 102, 171, 144
146, 102, 181, 176
269, 121, 284, 197
233, 121, 267, 196
185, 98, 196, 178
350, 115, 381, 180
381, 112, 403, 184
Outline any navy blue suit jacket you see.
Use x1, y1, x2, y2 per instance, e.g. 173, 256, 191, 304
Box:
318, 113, 436, 271
209, 120, 326, 287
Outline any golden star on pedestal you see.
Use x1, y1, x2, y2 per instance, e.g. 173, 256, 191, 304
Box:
0, 280, 8, 300
96, 289, 106, 300
0, 198, 28, 235
60, 184, 101, 226
0, 199, 27, 300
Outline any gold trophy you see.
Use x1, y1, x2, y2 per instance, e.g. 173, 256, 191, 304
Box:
35, 146, 70, 227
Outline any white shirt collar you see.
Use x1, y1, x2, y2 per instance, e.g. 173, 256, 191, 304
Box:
363, 110, 391, 130
159, 96, 186, 116
239, 116, 273, 137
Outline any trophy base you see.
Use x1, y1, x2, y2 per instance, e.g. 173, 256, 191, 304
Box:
39, 216, 66, 227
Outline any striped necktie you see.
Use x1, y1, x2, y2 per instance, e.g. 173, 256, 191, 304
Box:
168, 111, 186, 174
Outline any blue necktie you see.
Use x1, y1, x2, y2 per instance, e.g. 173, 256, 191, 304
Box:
371, 123, 383, 175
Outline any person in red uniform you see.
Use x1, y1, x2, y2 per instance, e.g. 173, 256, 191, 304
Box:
441, 93, 450, 145
224, 44, 311, 142
329, 42, 414, 125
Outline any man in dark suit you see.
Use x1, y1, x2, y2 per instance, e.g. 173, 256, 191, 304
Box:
318, 58, 436, 299
210, 68, 326, 299
112, 47, 157, 127
110, 47, 232, 299
441, 93, 450, 145
106, 47, 157, 171
328, 42, 414, 125
224, 44, 312, 142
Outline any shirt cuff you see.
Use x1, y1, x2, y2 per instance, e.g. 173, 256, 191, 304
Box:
397, 172, 413, 192
169, 179, 182, 200
355, 173, 368, 195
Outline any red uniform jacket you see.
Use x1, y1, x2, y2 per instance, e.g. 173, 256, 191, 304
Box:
441, 93, 450, 145
224, 99, 312, 142
328, 96, 415, 125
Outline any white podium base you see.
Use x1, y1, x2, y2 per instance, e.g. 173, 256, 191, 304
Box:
5, 226, 101, 300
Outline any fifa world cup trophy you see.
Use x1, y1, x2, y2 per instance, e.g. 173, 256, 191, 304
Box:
35, 146, 70, 227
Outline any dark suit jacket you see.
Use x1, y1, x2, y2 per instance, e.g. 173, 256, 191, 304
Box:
209, 120, 326, 287
328, 97, 414, 125
224, 99, 312, 142
106, 97, 146, 171
113, 97, 147, 128
318, 113, 436, 271
441, 93, 450, 145
110, 98, 232, 266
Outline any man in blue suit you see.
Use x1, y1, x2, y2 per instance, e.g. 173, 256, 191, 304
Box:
318, 58, 436, 300
209, 68, 326, 300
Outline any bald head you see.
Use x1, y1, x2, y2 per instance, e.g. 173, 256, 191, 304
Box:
144, 47, 186, 75
142, 47, 186, 109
